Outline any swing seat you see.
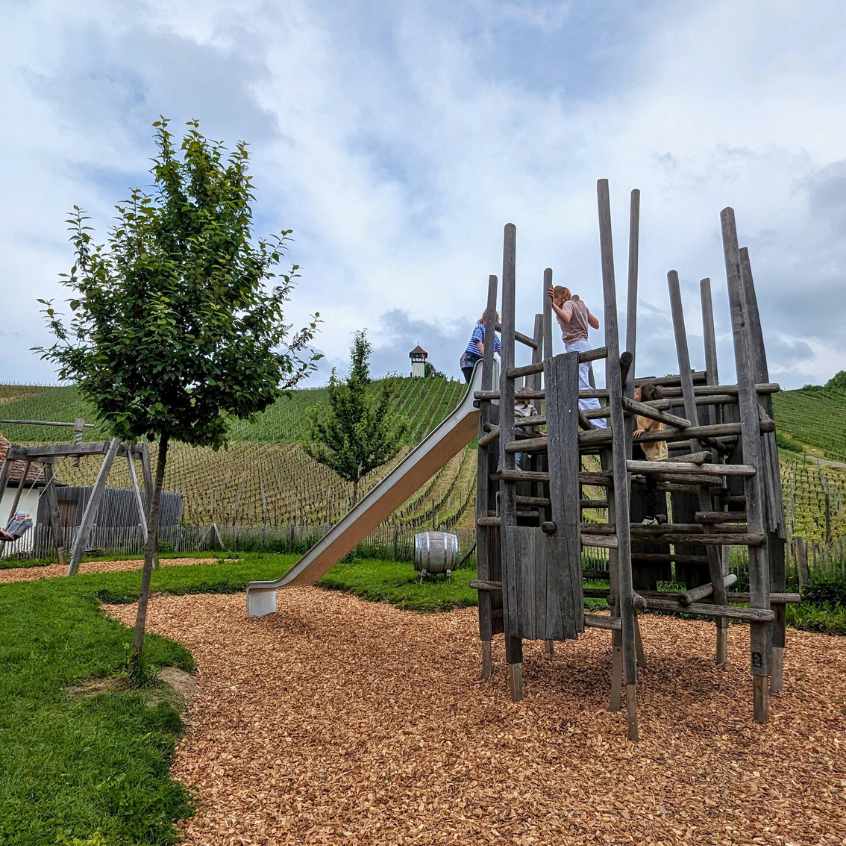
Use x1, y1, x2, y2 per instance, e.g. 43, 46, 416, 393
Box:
1, 513, 33, 541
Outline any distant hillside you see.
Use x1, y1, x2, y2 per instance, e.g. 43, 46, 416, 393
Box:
772, 387, 846, 463
0, 377, 468, 446
3, 379, 846, 540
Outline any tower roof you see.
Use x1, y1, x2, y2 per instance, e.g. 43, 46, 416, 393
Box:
409, 345, 428, 358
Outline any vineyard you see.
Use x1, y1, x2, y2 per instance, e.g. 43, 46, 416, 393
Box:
0, 378, 477, 533
2, 379, 846, 543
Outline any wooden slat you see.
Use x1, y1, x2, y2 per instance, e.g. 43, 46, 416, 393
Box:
626, 459, 755, 477
623, 396, 690, 428
497, 224, 524, 684
722, 206, 770, 722
545, 351, 583, 637
584, 614, 621, 631
680, 574, 738, 606
67, 438, 121, 575
470, 579, 502, 592
495, 323, 538, 350
645, 597, 774, 622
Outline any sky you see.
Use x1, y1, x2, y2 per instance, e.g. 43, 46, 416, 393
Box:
2, 0, 845, 389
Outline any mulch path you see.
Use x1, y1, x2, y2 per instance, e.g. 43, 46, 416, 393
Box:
105, 590, 846, 845
0, 557, 223, 584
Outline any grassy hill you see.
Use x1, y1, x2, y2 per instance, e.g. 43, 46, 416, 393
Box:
0, 377, 467, 445
2, 379, 846, 541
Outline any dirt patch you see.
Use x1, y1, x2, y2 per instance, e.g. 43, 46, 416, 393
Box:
0, 556, 237, 584
67, 666, 197, 712
104, 590, 846, 846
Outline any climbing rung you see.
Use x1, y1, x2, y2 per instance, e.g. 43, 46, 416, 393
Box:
626, 459, 756, 477
581, 498, 608, 509
496, 469, 612, 487
584, 613, 621, 631
474, 389, 545, 402
516, 495, 550, 506
505, 437, 547, 454
581, 532, 618, 549
476, 516, 501, 527
694, 511, 746, 523
514, 415, 546, 428
496, 323, 538, 349
623, 396, 690, 428
506, 347, 606, 379
470, 579, 502, 592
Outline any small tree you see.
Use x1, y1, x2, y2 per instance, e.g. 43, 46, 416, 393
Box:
38, 118, 319, 684
307, 331, 406, 503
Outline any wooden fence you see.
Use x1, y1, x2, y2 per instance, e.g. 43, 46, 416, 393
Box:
2, 522, 844, 590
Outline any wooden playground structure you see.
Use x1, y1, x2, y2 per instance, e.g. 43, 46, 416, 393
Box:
472, 179, 792, 740
0, 435, 153, 573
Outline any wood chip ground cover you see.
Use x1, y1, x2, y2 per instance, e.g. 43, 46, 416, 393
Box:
105, 590, 846, 845
0, 556, 223, 583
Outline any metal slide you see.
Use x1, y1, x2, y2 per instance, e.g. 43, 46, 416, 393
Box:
246, 363, 485, 617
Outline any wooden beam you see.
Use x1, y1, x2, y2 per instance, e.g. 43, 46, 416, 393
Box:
626, 459, 755, 477
498, 224, 524, 697
623, 396, 690, 428
645, 597, 774, 622
42, 460, 66, 566
598, 178, 638, 740
722, 207, 770, 723
126, 446, 149, 543
680, 574, 738, 606
67, 438, 120, 575
476, 273, 500, 681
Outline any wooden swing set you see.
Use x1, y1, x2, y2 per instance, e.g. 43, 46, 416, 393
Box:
0, 431, 152, 573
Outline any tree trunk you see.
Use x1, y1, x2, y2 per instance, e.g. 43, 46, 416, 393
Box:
352, 478, 359, 505
128, 434, 169, 686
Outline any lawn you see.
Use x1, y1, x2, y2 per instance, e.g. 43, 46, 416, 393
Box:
1, 550, 843, 844
0, 553, 487, 845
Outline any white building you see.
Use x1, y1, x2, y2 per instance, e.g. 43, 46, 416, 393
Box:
0, 435, 44, 556
409, 345, 428, 378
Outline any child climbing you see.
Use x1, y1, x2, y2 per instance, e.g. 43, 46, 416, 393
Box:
547, 285, 607, 428
632, 383, 668, 524
460, 311, 501, 383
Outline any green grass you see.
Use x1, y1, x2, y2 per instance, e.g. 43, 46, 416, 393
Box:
1, 549, 844, 843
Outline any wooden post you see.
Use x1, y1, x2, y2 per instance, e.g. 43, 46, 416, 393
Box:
140, 442, 154, 511
67, 438, 120, 576
477, 274, 500, 681
543, 268, 554, 361
625, 189, 647, 665
498, 224, 524, 700
597, 179, 638, 740
42, 460, 66, 567
722, 208, 770, 723
739, 246, 787, 694
6, 460, 32, 519
667, 273, 729, 624
126, 446, 149, 544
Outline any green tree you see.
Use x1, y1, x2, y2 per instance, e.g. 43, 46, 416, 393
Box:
37, 118, 320, 684
826, 370, 846, 390
307, 331, 406, 503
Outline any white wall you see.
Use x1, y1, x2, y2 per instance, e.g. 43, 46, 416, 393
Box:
0, 487, 40, 556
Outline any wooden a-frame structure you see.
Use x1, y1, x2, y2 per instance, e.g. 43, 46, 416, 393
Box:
0, 439, 152, 573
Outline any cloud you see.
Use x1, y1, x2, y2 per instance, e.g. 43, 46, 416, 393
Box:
2, 0, 846, 391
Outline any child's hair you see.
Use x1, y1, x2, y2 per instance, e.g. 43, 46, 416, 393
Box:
553, 285, 571, 303
640, 382, 659, 402
479, 309, 499, 323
